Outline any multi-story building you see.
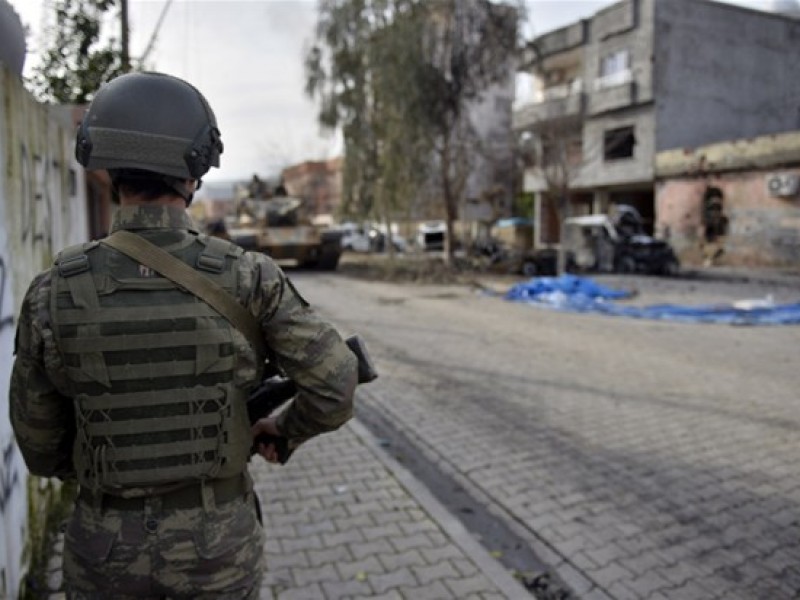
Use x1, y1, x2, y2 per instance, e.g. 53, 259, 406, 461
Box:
514, 0, 800, 256
281, 157, 343, 225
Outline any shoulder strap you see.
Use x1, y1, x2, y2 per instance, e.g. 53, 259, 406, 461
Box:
100, 230, 266, 358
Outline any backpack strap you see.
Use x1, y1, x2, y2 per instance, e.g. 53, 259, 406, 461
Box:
100, 230, 266, 359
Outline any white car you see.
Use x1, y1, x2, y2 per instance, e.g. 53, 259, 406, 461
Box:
416, 221, 446, 251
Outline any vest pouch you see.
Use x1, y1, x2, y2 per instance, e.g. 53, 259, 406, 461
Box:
74, 385, 242, 491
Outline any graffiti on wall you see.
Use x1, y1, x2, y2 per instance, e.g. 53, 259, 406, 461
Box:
0, 441, 20, 514
0, 258, 13, 333
0, 65, 92, 600
20, 145, 55, 256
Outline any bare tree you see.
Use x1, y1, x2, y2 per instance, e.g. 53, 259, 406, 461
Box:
415, 0, 520, 264
519, 114, 608, 273
306, 0, 521, 264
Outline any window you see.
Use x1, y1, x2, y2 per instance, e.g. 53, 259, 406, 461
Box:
600, 49, 630, 77
597, 49, 631, 89
603, 126, 635, 160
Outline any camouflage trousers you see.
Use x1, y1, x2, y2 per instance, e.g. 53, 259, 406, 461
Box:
63, 492, 265, 599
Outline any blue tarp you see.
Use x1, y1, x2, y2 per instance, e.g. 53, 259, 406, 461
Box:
504, 274, 800, 325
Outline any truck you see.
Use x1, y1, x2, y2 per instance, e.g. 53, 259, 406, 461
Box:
224, 182, 343, 270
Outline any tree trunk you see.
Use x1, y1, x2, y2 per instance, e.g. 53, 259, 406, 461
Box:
441, 140, 457, 266
556, 190, 570, 275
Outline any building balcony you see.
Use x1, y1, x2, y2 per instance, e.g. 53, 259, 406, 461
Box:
522, 20, 588, 67
513, 82, 585, 130
593, 0, 635, 40
588, 74, 636, 115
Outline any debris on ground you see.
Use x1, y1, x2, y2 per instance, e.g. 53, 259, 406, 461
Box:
504, 274, 800, 325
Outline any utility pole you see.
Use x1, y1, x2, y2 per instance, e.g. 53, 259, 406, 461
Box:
121, 0, 130, 72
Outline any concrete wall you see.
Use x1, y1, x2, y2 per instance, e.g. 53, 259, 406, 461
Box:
0, 64, 88, 599
654, 0, 800, 151
579, 0, 656, 188
656, 169, 800, 267
655, 131, 800, 266
581, 104, 656, 188
586, 0, 655, 105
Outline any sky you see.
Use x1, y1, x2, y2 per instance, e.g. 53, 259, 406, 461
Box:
6, 0, 787, 184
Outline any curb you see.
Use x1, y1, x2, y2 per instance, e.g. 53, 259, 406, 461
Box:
348, 416, 532, 599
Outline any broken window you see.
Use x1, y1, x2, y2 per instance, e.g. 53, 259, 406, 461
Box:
702, 187, 728, 241
603, 126, 635, 160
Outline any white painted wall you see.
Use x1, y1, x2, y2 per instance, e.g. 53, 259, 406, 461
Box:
0, 63, 88, 600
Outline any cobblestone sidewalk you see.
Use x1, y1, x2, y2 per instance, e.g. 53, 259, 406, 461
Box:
41, 414, 528, 600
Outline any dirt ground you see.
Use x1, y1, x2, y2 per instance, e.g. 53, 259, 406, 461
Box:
336, 251, 800, 307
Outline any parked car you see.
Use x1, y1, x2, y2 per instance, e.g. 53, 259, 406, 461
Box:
416, 221, 447, 251
339, 222, 407, 253
339, 222, 374, 252
562, 209, 679, 276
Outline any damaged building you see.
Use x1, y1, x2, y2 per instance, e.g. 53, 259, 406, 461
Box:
513, 0, 800, 267
656, 131, 800, 267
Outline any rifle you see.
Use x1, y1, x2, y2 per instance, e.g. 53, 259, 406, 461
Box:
248, 335, 378, 463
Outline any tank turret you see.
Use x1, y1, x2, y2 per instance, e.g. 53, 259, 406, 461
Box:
225, 174, 343, 270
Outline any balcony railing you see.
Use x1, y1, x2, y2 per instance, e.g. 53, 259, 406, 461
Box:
513, 88, 585, 130
588, 79, 636, 115
535, 21, 588, 58
594, 69, 632, 91
540, 79, 583, 102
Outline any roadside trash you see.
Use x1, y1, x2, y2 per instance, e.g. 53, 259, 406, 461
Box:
505, 275, 800, 325
334, 485, 348, 495
732, 295, 774, 310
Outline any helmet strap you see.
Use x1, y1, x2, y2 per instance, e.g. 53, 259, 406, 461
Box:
162, 176, 195, 206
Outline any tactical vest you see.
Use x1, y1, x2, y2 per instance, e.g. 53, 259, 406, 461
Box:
51, 233, 261, 494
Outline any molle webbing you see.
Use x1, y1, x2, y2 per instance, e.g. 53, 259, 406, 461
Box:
101, 230, 266, 358
51, 234, 254, 491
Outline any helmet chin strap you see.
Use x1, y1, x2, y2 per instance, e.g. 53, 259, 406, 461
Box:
162, 176, 200, 206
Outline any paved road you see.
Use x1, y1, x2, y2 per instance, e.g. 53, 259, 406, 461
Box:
292, 269, 800, 600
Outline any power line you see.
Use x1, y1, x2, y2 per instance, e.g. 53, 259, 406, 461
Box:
138, 0, 173, 68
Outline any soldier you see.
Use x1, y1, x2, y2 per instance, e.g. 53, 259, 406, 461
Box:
9, 72, 357, 599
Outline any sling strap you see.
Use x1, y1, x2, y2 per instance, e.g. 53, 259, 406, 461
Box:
101, 230, 267, 358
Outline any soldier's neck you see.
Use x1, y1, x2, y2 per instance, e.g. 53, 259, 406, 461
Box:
119, 195, 187, 209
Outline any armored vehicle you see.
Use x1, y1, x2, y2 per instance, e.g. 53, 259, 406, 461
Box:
224, 183, 343, 270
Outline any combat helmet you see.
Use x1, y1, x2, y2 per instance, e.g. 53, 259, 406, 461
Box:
75, 71, 223, 203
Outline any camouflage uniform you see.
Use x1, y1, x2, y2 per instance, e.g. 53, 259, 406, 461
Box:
10, 205, 358, 599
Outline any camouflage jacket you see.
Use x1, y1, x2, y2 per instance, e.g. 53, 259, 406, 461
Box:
10, 205, 357, 479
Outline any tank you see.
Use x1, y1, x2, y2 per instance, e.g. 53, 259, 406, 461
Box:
224, 179, 343, 270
